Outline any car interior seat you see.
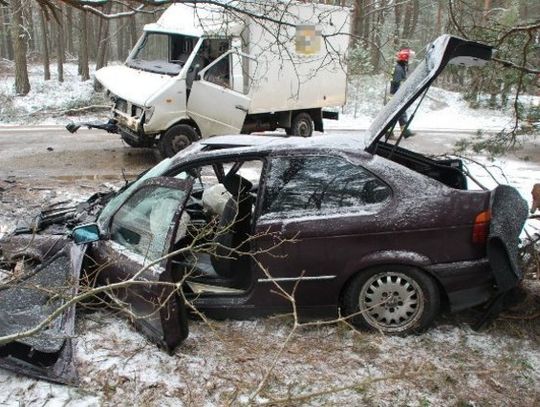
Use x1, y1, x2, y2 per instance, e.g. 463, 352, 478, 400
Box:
210, 173, 253, 287
202, 184, 232, 218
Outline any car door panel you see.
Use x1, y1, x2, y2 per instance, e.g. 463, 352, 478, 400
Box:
252, 154, 396, 311
90, 177, 193, 352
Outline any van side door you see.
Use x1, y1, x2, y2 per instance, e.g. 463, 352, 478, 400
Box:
187, 51, 255, 137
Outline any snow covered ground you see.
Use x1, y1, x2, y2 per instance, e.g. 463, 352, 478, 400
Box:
0, 62, 106, 126
328, 74, 536, 133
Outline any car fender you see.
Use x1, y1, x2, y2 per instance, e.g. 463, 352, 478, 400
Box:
144, 112, 192, 135
338, 250, 437, 305
354, 250, 432, 270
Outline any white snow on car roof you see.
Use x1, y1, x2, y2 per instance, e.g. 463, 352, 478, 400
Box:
200, 134, 366, 151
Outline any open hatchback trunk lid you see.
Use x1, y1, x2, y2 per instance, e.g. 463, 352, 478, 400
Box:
365, 35, 493, 152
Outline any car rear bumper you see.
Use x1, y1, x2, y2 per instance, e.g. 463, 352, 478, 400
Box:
427, 259, 495, 312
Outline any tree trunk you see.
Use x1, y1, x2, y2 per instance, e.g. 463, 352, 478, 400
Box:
362, 1, 370, 44
66, 6, 74, 55
371, 0, 386, 72
79, 10, 90, 81
22, 3, 34, 52
1, 6, 14, 60
116, 15, 124, 61
401, 0, 420, 41
95, 3, 112, 70
10, 0, 30, 95
410, 0, 419, 39
435, 0, 443, 36
350, 0, 362, 46
89, 12, 98, 60
47, 16, 54, 61
0, 7, 7, 59
56, 5, 65, 83
393, 3, 402, 46
39, 10, 50, 80
129, 14, 138, 47
482, 0, 492, 25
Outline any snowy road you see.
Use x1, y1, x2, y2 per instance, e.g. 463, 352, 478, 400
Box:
0, 125, 516, 179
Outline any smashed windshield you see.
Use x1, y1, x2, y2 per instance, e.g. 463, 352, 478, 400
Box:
127, 32, 198, 75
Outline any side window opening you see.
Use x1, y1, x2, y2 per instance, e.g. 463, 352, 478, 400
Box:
187, 38, 231, 89
204, 56, 231, 88
177, 160, 263, 228
170, 35, 197, 65
171, 159, 264, 293
261, 155, 391, 219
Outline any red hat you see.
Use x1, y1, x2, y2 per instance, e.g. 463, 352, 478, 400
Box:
396, 48, 411, 62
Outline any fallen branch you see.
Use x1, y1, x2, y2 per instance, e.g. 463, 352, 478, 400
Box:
500, 312, 540, 321
258, 368, 425, 405
27, 105, 111, 117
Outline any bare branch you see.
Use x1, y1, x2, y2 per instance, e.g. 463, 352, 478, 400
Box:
491, 57, 540, 75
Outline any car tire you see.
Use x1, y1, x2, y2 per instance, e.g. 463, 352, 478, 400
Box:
158, 124, 198, 158
286, 112, 313, 137
342, 266, 440, 334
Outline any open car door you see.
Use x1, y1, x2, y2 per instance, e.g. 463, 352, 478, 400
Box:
187, 51, 256, 137
91, 176, 194, 353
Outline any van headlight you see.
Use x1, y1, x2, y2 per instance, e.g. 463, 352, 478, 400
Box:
132, 105, 143, 118
144, 106, 155, 122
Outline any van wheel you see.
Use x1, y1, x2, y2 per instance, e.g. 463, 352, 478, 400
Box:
286, 112, 313, 137
342, 266, 440, 334
158, 125, 198, 158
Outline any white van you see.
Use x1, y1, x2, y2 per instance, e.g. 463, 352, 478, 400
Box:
89, 2, 350, 157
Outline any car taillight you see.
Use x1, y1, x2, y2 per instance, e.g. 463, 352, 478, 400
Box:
472, 210, 491, 244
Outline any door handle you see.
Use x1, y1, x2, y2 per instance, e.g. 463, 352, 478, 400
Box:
235, 105, 248, 113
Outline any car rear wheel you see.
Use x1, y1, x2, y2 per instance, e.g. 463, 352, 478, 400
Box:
286, 112, 313, 137
342, 266, 440, 334
158, 124, 198, 158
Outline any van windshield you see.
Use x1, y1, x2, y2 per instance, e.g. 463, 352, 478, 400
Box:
127, 32, 198, 75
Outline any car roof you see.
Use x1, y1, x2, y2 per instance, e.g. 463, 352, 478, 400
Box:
197, 134, 368, 155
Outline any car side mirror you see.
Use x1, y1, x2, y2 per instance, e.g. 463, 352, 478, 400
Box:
72, 223, 101, 245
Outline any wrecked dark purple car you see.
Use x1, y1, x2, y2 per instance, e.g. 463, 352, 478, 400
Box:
0, 35, 529, 384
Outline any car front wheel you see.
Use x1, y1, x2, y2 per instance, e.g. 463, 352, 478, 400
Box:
158, 124, 198, 158
342, 266, 440, 334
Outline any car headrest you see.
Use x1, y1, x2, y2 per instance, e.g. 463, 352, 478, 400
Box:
223, 174, 252, 196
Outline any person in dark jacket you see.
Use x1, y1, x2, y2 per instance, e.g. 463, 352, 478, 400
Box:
390, 48, 414, 138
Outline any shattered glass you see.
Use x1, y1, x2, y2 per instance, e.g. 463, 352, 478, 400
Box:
110, 186, 187, 262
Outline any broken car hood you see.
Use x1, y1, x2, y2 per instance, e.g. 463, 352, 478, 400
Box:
95, 65, 175, 107
365, 35, 493, 151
